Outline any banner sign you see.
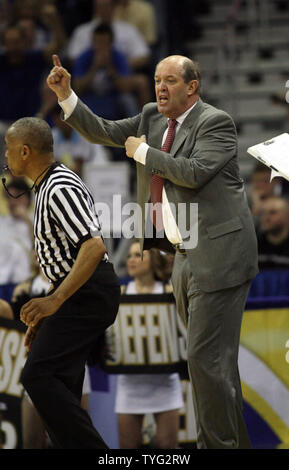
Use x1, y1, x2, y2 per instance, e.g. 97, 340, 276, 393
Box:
104, 294, 188, 376
2, 296, 289, 448
0, 318, 27, 449
239, 305, 289, 448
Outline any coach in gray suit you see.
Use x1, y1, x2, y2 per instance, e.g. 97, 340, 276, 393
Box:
48, 54, 258, 449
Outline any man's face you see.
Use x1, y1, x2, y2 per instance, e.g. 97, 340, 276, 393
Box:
5, 129, 26, 177
154, 58, 195, 119
261, 199, 289, 233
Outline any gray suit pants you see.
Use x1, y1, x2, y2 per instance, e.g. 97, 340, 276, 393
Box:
171, 253, 252, 449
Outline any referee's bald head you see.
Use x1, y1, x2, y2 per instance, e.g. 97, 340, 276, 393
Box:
8, 117, 54, 155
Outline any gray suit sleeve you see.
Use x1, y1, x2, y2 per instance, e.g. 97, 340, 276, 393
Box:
145, 111, 237, 189
65, 99, 141, 148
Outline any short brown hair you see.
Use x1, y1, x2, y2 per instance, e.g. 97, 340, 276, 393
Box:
181, 58, 202, 95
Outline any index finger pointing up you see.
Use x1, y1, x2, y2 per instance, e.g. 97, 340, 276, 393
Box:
52, 54, 62, 67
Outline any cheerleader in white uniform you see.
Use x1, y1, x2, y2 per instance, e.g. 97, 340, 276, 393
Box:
115, 242, 183, 449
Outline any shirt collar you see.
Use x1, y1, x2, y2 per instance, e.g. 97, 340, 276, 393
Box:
34, 162, 60, 193
173, 100, 199, 126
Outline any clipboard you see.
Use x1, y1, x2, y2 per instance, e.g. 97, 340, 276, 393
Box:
247, 133, 289, 182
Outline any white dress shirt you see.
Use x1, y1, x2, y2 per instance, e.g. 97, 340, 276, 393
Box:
59, 92, 197, 245
134, 103, 198, 244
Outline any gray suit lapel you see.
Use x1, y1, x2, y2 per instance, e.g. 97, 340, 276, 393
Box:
147, 113, 167, 149
170, 99, 205, 156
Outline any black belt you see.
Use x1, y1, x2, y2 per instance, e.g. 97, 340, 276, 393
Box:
173, 243, 186, 255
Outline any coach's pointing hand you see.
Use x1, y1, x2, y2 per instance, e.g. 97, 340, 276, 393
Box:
47, 54, 72, 101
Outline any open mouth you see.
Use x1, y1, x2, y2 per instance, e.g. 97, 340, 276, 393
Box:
158, 97, 168, 104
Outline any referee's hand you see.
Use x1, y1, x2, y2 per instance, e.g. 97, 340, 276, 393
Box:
20, 295, 62, 328
24, 321, 43, 352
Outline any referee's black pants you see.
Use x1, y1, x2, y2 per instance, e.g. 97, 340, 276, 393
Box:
21, 260, 120, 449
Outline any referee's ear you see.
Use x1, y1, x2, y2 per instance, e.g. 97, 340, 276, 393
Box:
21, 144, 31, 161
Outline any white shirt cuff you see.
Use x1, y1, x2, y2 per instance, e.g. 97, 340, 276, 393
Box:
58, 90, 78, 119
134, 142, 149, 165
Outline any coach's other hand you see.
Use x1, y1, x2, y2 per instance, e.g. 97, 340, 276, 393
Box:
125, 135, 146, 158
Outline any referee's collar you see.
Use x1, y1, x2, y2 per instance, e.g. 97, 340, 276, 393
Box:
34, 162, 60, 193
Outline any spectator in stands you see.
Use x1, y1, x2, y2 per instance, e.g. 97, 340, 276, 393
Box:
50, 105, 110, 177
0, 0, 11, 38
0, 179, 33, 285
15, 3, 67, 54
115, 241, 183, 449
249, 163, 284, 219
17, 17, 46, 51
13, 0, 67, 52
67, 0, 151, 73
43, 0, 93, 37
113, 0, 157, 47
257, 196, 289, 269
73, 23, 138, 119
0, 12, 66, 167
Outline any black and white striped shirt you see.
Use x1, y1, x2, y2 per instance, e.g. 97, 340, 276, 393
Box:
34, 163, 104, 283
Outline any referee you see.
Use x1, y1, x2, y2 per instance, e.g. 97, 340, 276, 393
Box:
4, 117, 120, 449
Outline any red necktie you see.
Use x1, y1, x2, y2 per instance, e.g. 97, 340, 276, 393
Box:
150, 118, 177, 231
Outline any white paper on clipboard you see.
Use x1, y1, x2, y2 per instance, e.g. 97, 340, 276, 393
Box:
247, 133, 289, 182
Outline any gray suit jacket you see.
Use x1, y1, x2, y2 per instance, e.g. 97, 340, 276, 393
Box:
66, 98, 258, 292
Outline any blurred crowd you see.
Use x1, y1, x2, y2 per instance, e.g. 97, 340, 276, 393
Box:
0, 0, 208, 287
0, 0, 205, 167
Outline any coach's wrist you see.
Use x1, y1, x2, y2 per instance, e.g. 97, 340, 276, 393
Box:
58, 88, 73, 102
